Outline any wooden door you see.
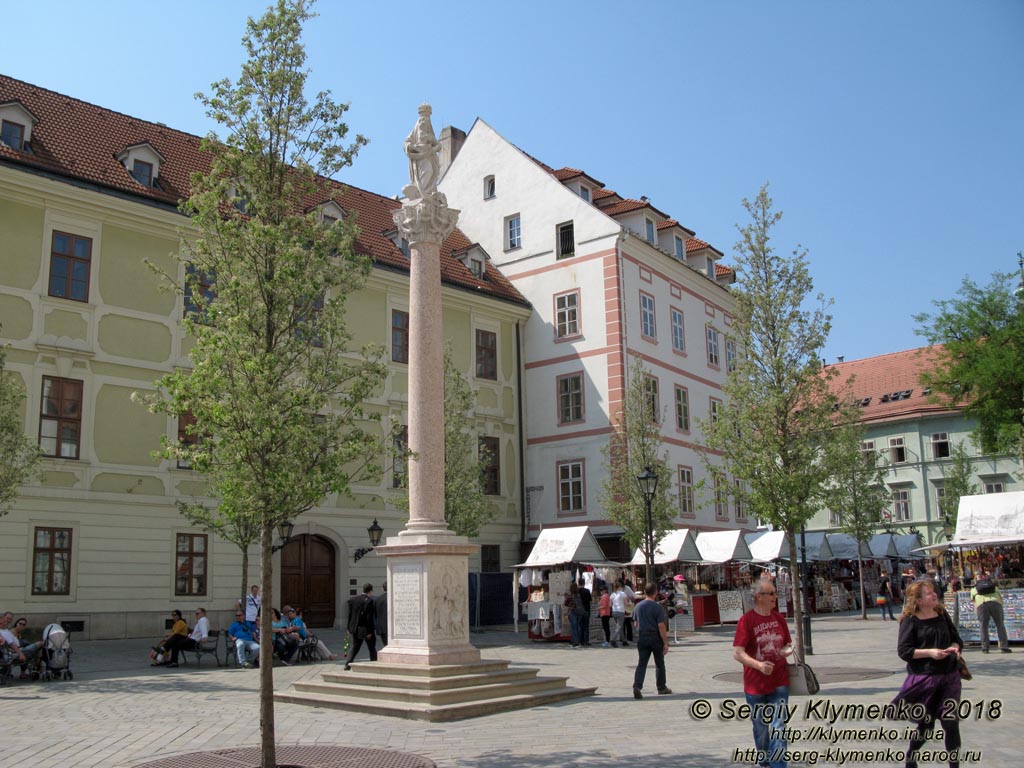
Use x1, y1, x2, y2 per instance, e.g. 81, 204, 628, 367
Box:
280, 534, 336, 627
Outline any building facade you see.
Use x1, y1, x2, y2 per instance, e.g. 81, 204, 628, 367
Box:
0, 75, 530, 637
807, 347, 1022, 544
438, 120, 745, 559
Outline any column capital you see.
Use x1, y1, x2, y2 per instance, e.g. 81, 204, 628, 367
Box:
392, 193, 459, 247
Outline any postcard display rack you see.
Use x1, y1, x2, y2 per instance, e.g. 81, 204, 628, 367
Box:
947, 589, 1024, 643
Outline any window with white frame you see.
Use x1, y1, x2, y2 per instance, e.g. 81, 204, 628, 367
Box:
714, 473, 728, 519
710, 397, 723, 424
891, 488, 911, 521
1, 119, 26, 151
931, 432, 950, 459
671, 308, 685, 353
645, 375, 660, 423
558, 460, 585, 514
557, 373, 584, 425
554, 290, 580, 339
483, 175, 496, 199
706, 256, 715, 278
505, 214, 521, 250
645, 218, 656, 243
726, 339, 737, 372
860, 440, 877, 466
889, 437, 907, 464
935, 485, 947, 517
829, 509, 842, 527
678, 466, 694, 517
674, 236, 684, 260
674, 386, 690, 431
640, 292, 657, 339
579, 185, 591, 203
706, 326, 720, 366
733, 478, 746, 520
985, 481, 1005, 494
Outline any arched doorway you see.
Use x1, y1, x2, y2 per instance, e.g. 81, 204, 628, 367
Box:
280, 534, 336, 627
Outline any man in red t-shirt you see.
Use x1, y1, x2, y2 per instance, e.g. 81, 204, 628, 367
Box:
733, 578, 793, 768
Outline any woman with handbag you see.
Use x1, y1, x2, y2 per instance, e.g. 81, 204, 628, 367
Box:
891, 579, 964, 768
877, 570, 896, 621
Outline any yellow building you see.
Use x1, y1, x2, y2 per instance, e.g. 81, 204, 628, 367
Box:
0, 74, 530, 638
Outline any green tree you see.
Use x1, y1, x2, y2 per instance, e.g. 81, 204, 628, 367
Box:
600, 355, 676, 582
393, 343, 496, 537
938, 440, 979, 529
702, 184, 845, 660
140, 3, 382, 766
827, 430, 891, 619
0, 340, 41, 516
915, 269, 1024, 462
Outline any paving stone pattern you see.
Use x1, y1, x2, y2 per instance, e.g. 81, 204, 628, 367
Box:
2, 613, 1021, 767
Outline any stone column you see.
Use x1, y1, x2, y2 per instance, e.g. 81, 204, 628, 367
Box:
376, 104, 480, 666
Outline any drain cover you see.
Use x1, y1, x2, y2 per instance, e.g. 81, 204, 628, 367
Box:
133, 745, 436, 768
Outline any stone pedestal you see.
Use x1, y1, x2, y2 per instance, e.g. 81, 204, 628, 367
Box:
375, 534, 480, 666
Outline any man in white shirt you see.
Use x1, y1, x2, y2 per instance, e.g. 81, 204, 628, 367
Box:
244, 585, 261, 623
609, 582, 628, 648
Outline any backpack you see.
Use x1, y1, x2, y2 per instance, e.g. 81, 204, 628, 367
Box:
974, 577, 996, 595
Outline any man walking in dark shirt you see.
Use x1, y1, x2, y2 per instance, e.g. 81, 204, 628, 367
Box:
631, 581, 671, 699
375, 582, 389, 647
345, 583, 377, 670
577, 578, 592, 646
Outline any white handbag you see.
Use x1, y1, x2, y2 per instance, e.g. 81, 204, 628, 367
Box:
788, 661, 820, 696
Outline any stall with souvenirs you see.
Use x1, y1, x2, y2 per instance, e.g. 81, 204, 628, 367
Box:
942, 491, 1024, 644
745, 530, 834, 614
627, 529, 703, 637
668, 530, 755, 628
513, 526, 625, 642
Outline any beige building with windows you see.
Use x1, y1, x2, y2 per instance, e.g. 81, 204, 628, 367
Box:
0, 74, 530, 638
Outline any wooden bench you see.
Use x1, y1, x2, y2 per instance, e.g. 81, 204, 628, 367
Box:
184, 630, 222, 667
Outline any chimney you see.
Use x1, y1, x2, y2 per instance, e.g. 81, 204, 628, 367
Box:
439, 126, 466, 177
837, 356, 845, 363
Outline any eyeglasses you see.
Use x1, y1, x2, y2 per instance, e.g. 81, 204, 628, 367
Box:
759, 591, 777, 596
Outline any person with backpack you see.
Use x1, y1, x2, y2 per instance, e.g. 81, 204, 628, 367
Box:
971, 571, 1011, 654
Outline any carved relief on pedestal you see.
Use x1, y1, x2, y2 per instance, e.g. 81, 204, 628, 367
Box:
430, 562, 468, 640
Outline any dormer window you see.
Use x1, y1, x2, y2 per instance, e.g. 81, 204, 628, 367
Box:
117, 142, 164, 189
674, 236, 684, 260
131, 159, 153, 187
456, 245, 490, 279
315, 200, 345, 225
0, 101, 38, 152
469, 257, 485, 279
579, 186, 591, 203
706, 256, 715, 278
645, 218, 656, 244
1, 120, 25, 151
483, 175, 496, 199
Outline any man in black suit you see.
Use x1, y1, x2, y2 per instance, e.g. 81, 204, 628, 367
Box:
345, 582, 377, 670
375, 582, 389, 647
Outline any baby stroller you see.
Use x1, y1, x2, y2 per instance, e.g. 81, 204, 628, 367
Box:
39, 623, 73, 681
0, 642, 16, 685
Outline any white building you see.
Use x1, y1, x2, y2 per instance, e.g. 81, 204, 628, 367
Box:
439, 120, 744, 559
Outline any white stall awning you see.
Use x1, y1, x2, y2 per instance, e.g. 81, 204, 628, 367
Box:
953, 492, 1024, 547
629, 528, 702, 565
695, 530, 753, 563
744, 530, 833, 563
826, 533, 873, 560
514, 526, 618, 568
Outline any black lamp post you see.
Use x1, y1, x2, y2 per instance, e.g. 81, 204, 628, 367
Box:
799, 526, 813, 656
354, 518, 384, 562
636, 465, 658, 584
271, 520, 295, 554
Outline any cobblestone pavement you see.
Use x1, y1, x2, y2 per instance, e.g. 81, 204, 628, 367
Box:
2, 612, 1020, 767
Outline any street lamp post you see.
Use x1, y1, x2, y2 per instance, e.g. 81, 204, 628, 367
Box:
799, 526, 813, 656
636, 466, 659, 585
354, 518, 384, 562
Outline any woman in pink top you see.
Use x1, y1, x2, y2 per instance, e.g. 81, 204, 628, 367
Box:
598, 588, 612, 647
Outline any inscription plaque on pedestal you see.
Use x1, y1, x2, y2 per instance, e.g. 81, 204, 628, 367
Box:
391, 564, 424, 638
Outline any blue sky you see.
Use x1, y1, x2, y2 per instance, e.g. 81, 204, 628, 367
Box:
5, 0, 1021, 362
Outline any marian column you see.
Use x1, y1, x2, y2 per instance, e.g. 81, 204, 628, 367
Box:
376, 104, 481, 665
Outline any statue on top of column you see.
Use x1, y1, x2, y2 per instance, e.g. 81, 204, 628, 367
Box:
402, 103, 442, 201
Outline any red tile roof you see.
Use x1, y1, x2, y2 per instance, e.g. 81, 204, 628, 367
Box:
686, 237, 710, 252
715, 263, 735, 280
0, 74, 527, 306
826, 346, 956, 423
656, 218, 696, 236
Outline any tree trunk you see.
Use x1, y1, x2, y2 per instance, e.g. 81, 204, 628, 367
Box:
857, 554, 867, 620
787, 531, 806, 663
259, 522, 276, 768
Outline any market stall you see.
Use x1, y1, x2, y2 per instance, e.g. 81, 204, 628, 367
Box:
744, 531, 834, 614
628, 529, 703, 636
689, 531, 754, 626
512, 526, 624, 640
945, 492, 1024, 642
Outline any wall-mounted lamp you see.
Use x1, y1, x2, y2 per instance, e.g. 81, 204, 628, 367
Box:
354, 518, 384, 562
271, 520, 295, 554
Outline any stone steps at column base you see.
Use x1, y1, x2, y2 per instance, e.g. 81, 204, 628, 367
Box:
275, 683, 598, 722
290, 673, 570, 704
319, 665, 542, 690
